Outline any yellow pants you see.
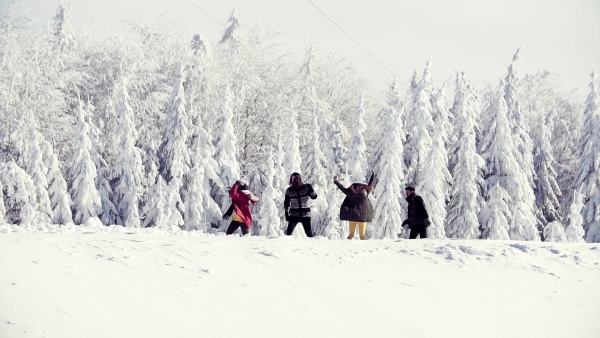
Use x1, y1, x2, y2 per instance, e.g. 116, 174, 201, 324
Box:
348, 221, 367, 240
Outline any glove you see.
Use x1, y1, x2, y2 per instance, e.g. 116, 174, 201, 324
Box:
285, 211, 290, 221
222, 214, 230, 220
305, 183, 313, 191
424, 219, 431, 227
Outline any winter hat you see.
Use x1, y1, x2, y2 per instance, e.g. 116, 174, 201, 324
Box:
405, 186, 415, 192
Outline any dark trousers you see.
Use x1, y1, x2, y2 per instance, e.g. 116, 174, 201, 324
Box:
409, 224, 427, 239
285, 217, 314, 237
226, 221, 250, 236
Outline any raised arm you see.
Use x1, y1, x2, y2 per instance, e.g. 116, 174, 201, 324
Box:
229, 183, 245, 202
333, 179, 349, 195
307, 184, 318, 199
367, 170, 375, 189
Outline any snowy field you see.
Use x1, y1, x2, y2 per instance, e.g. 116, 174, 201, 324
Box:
1, 225, 599, 338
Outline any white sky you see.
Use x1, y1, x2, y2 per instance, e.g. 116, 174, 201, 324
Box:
2, 0, 600, 96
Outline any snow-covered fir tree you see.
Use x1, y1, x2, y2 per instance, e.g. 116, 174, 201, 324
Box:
303, 100, 329, 235
405, 64, 434, 186
0, 179, 5, 223
213, 85, 241, 210
111, 75, 143, 228
533, 112, 562, 224
220, 8, 242, 45
40, 139, 72, 224
447, 72, 484, 239
184, 120, 224, 232
480, 183, 511, 240
282, 105, 302, 182
69, 100, 102, 225
0, 161, 37, 225
25, 128, 53, 224
576, 72, 600, 243
565, 188, 586, 243
137, 122, 160, 193
502, 49, 540, 237
258, 149, 283, 237
371, 98, 406, 239
165, 180, 185, 231
141, 175, 168, 229
431, 82, 454, 147
346, 95, 368, 183
417, 130, 451, 239
191, 33, 212, 58
51, 1, 75, 51
543, 221, 566, 242
327, 114, 347, 176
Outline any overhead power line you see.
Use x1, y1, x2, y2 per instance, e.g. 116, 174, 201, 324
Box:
368, 0, 451, 78
185, 0, 225, 27
306, 0, 406, 85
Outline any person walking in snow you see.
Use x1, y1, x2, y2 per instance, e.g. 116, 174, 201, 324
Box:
333, 169, 376, 240
284, 173, 318, 237
402, 186, 430, 239
225, 180, 260, 236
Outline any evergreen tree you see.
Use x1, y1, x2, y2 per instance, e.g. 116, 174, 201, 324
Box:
25, 128, 53, 223
371, 101, 406, 239
328, 114, 347, 176
258, 149, 283, 237
447, 72, 484, 239
184, 121, 224, 231
576, 72, 600, 243
346, 95, 368, 183
111, 75, 143, 228
52, 1, 76, 51
0, 161, 37, 225
533, 112, 562, 224
0, 179, 5, 224
165, 180, 185, 231
303, 101, 329, 235
191, 33, 212, 58
565, 188, 585, 243
142, 175, 168, 229
543, 221, 566, 242
69, 100, 102, 225
41, 139, 72, 224
282, 105, 302, 181
417, 131, 451, 239
213, 85, 240, 210
405, 64, 434, 186
220, 8, 242, 45
480, 183, 511, 240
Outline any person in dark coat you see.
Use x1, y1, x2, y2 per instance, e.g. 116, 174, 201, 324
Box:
333, 170, 375, 240
225, 180, 260, 236
284, 173, 318, 237
402, 186, 430, 239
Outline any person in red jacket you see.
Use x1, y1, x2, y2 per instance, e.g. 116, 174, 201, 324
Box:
226, 180, 260, 236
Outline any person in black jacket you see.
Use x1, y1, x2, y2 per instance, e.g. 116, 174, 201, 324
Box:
402, 186, 430, 239
333, 170, 375, 240
284, 173, 318, 237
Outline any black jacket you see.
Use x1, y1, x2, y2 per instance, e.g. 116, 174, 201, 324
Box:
334, 173, 375, 223
404, 193, 429, 226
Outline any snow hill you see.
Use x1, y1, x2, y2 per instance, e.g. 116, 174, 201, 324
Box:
1, 225, 599, 338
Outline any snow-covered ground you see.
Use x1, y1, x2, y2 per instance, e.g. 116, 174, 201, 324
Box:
1, 225, 599, 338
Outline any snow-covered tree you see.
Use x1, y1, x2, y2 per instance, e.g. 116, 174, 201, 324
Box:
480, 183, 511, 240
165, 180, 185, 231
371, 100, 406, 239
565, 188, 585, 243
258, 149, 283, 237
25, 128, 53, 224
213, 85, 240, 209
282, 105, 302, 182
417, 131, 450, 239
543, 221, 566, 242
142, 175, 168, 229
0, 161, 37, 225
69, 100, 101, 225
191, 33, 212, 58
41, 139, 72, 224
111, 75, 143, 228
220, 8, 242, 45
405, 64, 434, 186
184, 120, 224, 232
576, 72, 600, 242
0, 180, 5, 223
346, 95, 368, 183
323, 184, 345, 239
533, 112, 562, 224
327, 114, 347, 176
303, 101, 329, 235
447, 72, 484, 239
52, 1, 76, 51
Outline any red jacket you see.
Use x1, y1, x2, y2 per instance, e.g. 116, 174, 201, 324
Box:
229, 184, 258, 227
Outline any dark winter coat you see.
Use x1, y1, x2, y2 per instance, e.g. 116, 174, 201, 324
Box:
334, 173, 375, 223
284, 184, 318, 218
404, 193, 429, 227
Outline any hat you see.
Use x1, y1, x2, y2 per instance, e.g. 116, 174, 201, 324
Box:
405, 186, 415, 192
